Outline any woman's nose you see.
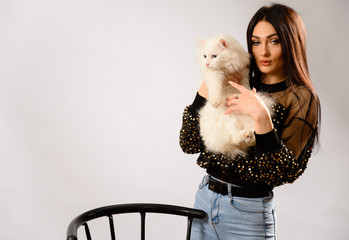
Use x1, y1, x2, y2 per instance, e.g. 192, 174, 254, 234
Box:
261, 44, 270, 57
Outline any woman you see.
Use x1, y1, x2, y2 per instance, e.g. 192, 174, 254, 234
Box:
179, 3, 320, 240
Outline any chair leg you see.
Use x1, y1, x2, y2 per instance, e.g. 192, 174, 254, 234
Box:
84, 223, 92, 240
108, 215, 116, 240
140, 212, 146, 240
186, 217, 193, 240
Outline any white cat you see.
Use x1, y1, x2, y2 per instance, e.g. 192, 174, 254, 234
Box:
197, 34, 274, 159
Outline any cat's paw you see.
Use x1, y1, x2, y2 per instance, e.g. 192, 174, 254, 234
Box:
209, 96, 222, 107
243, 130, 256, 146
232, 130, 256, 147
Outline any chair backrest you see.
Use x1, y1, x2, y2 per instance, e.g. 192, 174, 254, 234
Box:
66, 203, 206, 240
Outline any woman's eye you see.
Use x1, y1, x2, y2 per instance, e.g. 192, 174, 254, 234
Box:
271, 39, 280, 44
212, 55, 217, 58
252, 40, 260, 46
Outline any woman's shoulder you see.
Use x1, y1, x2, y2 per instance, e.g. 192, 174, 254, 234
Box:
283, 85, 318, 122
286, 85, 312, 96
284, 85, 314, 106
296, 85, 313, 96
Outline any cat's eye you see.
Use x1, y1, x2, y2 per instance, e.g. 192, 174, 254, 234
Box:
212, 55, 217, 58
203, 55, 207, 58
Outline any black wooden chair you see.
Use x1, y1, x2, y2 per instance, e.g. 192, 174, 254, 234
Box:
66, 203, 206, 240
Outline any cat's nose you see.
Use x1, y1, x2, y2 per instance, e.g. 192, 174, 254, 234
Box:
206, 63, 210, 67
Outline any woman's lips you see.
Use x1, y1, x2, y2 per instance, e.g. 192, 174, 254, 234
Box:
260, 60, 272, 66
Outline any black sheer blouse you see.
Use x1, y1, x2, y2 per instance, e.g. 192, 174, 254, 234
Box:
179, 81, 318, 188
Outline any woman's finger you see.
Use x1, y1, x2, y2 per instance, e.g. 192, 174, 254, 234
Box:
224, 106, 239, 115
228, 81, 248, 93
226, 98, 238, 107
227, 93, 239, 101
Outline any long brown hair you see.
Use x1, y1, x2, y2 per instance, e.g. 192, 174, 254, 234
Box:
247, 3, 321, 145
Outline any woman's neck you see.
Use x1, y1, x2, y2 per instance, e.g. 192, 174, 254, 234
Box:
261, 74, 285, 84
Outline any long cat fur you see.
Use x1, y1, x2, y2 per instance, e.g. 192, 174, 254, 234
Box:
197, 34, 275, 159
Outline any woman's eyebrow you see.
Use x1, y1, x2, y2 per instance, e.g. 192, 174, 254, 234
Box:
252, 33, 278, 39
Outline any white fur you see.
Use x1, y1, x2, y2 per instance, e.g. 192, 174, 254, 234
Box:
197, 34, 275, 159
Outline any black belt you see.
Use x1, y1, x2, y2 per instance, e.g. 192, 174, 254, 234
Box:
208, 177, 271, 198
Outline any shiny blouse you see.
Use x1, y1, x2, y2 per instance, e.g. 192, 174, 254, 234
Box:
179, 81, 318, 188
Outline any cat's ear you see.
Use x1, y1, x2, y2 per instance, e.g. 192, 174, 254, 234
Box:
218, 39, 228, 48
197, 38, 205, 49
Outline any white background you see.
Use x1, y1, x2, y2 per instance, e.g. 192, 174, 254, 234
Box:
1, 0, 348, 239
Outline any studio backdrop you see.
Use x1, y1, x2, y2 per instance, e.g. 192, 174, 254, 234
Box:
0, 0, 348, 239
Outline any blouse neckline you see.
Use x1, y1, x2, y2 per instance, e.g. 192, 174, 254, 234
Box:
260, 80, 288, 93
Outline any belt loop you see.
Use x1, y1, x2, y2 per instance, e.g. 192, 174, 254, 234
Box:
203, 174, 209, 185
199, 174, 209, 188
227, 183, 233, 200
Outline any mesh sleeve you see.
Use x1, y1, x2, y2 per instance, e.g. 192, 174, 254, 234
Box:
281, 87, 318, 159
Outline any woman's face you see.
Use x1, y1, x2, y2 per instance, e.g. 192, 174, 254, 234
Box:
251, 20, 284, 83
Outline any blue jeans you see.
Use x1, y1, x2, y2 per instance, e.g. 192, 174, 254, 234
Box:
191, 175, 276, 240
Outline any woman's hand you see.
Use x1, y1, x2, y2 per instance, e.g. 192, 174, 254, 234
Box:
225, 81, 273, 134
198, 72, 242, 99
224, 72, 243, 85
198, 80, 208, 98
